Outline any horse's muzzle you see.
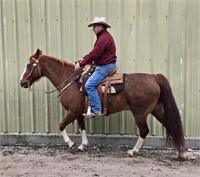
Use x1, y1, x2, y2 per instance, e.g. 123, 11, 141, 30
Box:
19, 80, 29, 88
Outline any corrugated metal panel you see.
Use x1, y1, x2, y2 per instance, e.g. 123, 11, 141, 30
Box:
0, 0, 200, 136
184, 0, 200, 136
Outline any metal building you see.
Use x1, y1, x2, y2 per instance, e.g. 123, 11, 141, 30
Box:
0, 0, 200, 137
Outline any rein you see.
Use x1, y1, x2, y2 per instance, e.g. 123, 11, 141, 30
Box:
57, 75, 80, 97
28, 75, 80, 97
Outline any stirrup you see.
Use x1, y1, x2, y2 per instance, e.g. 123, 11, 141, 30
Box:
83, 112, 104, 118
83, 105, 105, 118
83, 106, 104, 118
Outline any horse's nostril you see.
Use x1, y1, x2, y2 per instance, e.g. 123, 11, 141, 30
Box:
21, 83, 25, 87
20, 82, 24, 87
19, 80, 28, 88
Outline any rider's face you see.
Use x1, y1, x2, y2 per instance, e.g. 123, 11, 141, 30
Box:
93, 24, 104, 34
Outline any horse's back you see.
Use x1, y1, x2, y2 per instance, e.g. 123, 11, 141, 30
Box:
125, 73, 161, 93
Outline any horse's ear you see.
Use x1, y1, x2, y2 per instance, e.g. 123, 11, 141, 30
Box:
36, 48, 42, 57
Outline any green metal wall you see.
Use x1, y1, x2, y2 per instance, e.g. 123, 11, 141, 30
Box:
0, 0, 200, 136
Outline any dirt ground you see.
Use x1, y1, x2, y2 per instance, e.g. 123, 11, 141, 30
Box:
0, 145, 199, 177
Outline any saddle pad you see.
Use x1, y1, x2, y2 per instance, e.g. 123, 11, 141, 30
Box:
79, 73, 125, 94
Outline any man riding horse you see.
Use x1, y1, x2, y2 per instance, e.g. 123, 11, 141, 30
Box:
75, 16, 117, 117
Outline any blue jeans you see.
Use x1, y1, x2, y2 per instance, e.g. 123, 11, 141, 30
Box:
85, 63, 116, 113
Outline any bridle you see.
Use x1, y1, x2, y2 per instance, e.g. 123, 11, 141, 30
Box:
26, 55, 81, 97
28, 57, 42, 77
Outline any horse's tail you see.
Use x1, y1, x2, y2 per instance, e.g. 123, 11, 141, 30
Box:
155, 74, 185, 153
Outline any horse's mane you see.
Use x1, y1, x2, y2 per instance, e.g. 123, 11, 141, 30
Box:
43, 55, 75, 69
43, 55, 83, 81
29, 50, 75, 69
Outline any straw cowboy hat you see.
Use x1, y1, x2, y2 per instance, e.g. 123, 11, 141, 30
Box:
88, 16, 111, 28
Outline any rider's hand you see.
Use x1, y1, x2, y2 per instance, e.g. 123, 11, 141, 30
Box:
75, 62, 80, 70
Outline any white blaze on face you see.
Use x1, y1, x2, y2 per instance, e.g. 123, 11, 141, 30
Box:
19, 66, 27, 82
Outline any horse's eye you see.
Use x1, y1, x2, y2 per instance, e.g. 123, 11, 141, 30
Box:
26, 63, 31, 68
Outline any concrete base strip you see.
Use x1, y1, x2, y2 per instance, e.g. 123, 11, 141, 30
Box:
0, 133, 199, 149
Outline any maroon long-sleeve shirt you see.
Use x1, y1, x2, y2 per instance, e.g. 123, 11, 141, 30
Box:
79, 29, 117, 67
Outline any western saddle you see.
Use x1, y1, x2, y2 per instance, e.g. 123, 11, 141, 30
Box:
79, 64, 124, 116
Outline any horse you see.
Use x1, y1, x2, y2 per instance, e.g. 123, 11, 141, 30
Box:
19, 49, 185, 159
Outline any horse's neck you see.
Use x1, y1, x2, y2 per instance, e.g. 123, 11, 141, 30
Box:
41, 56, 75, 89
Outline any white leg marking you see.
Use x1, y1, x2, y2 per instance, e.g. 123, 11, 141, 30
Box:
61, 130, 74, 148
127, 136, 144, 156
78, 129, 89, 151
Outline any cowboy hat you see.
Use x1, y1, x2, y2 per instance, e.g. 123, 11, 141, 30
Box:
88, 16, 111, 28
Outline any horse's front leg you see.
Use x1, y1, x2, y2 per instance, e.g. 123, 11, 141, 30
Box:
77, 116, 89, 151
61, 129, 75, 148
59, 111, 77, 150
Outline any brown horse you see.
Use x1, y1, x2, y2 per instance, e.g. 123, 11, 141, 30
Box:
19, 49, 185, 159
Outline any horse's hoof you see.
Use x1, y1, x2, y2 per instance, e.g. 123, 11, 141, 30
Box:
127, 148, 140, 157
78, 144, 88, 151
70, 143, 77, 153
127, 149, 134, 157
177, 156, 185, 161
177, 152, 185, 161
78, 144, 84, 151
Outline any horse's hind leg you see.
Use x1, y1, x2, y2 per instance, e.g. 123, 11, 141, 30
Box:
127, 115, 149, 156
77, 116, 89, 151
